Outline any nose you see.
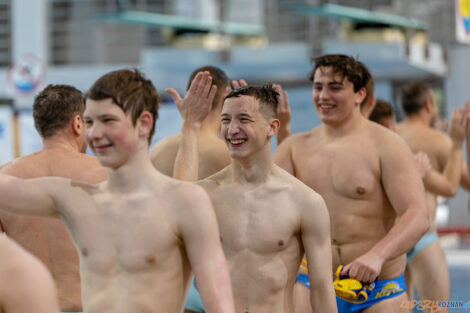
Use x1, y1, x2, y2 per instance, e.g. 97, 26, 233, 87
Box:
227, 121, 240, 137
86, 123, 103, 141
318, 88, 330, 101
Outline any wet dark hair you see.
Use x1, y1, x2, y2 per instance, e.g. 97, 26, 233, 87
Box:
187, 66, 229, 112
33, 84, 84, 138
310, 54, 371, 92
401, 82, 432, 116
225, 84, 279, 119
85, 69, 159, 144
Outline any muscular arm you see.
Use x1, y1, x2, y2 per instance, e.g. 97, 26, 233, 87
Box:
300, 192, 337, 313
0, 173, 59, 218
373, 138, 428, 265
179, 185, 235, 313
344, 136, 429, 282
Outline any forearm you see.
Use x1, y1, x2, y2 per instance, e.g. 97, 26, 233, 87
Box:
460, 163, 470, 190
309, 281, 337, 313
194, 254, 235, 313
369, 207, 428, 261
440, 144, 463, 194
173, 122, 201, 181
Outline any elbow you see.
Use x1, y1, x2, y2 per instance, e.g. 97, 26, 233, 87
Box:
439, 188, 458, 198
418, 209, 430, 236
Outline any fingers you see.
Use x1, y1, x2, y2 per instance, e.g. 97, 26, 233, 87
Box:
207, 85, 218, 106
165, 88, 182, 105
283, 90, 290, 109
341, 261, 378, 283
229, 79, 248, 91
188, 72, 205, 94
341, 263, 351, 276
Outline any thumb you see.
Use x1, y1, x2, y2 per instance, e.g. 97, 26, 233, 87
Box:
165, 88, 182, 106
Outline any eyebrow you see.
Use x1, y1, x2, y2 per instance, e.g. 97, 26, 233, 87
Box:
313, 81, 344, 86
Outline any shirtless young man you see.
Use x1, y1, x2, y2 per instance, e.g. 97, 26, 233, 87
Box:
397, 83, 469, 312
0, 84, 106, 312
0, 69, 235, 313
170, 83, 337, 313
274, 54, 429, 313
0, 234, 59, 313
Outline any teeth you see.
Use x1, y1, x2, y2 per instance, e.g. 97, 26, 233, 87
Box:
230, 139, 244, 144
321, 105, 335, 109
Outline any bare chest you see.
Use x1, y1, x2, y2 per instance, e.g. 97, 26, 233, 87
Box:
292, 140, 380, 200
63, 193, 181, 273
209, 187, 300, 255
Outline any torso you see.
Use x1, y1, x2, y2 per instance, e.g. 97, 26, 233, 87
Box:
201, 166, 304, 313
288, 124, 404, 279
0, 149, 105, 311
49, 175, 192, 313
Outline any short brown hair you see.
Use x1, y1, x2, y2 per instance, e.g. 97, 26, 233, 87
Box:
85, 69, 159, 144
187, 66, 229, 112
369, 99, 394, 126
310, 54, 371, 92
401, 82, 433, 116
225, 84, 279, 119
33, 84, 84, 138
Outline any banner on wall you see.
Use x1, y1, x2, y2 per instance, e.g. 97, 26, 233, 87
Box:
0, 106, 14, 164
456, 0, 470, 44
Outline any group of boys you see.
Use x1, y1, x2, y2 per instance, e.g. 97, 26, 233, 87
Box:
0, 53, 467, 313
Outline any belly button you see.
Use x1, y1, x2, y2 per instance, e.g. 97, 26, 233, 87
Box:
81, 248, 88, 257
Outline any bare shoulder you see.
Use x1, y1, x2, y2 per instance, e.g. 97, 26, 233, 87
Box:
273, 165, 326, 209
279, 130, 313, 148
164, 179, 211, 209
149, 134, 180, 158
366, 121, 409, 151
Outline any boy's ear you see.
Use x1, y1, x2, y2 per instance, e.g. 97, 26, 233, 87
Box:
137, 111, 153, 139
268, 118, 280, 137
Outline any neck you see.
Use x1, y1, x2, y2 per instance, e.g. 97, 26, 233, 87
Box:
200, 111, 221, 135
229, 144, 273, 184
323, 108, 364, 137
41, 133, 81, 153
404, 112, 432, 127
105, 144, 156, 193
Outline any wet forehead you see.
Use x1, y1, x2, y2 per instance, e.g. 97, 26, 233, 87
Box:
222, 95, 260, 116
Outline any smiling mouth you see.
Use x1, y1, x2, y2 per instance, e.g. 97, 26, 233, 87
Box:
228, 138, 246, 147
94, 144, 113, 152
319, 104, 336, 109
